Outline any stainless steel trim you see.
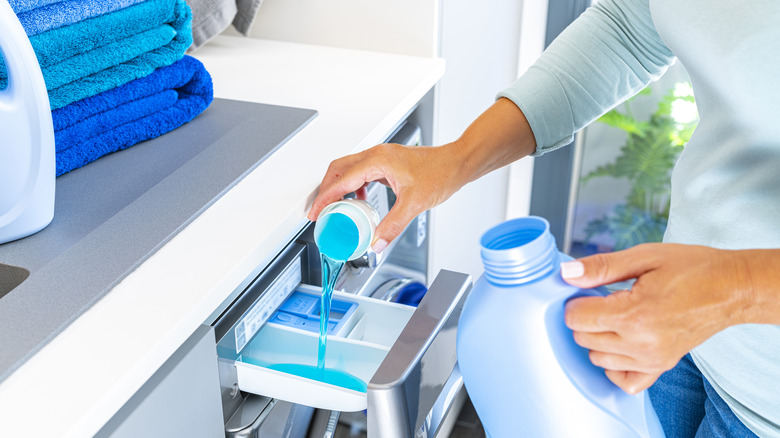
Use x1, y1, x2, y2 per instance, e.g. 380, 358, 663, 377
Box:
322, 411, 341, 438
563, 127, 586, 254
367, 270, 472, 438
225, 395, 276, 438
426, 366, 464, 438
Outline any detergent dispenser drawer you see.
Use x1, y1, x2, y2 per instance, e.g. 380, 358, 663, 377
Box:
215, 256, 470, 437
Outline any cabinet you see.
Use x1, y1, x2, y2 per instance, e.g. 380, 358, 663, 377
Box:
0, 29, 444, 438
95, 326, 223, 438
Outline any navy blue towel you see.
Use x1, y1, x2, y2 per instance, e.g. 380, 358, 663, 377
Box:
53, 55, 213, 176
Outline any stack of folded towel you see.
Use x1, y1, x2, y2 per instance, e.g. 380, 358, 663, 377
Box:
2, 0, 213, 175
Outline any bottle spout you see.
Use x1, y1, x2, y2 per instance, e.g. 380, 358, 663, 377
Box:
480, 216, 559, 285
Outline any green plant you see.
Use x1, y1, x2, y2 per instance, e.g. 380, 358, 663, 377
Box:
582, 83, 698, 250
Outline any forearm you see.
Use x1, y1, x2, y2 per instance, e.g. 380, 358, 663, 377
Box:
735, 249, 780, 325
499, 0, 674, 155
443, 97, 536, 188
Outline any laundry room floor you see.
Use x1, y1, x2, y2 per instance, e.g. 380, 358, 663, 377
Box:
331, 396, 486, 438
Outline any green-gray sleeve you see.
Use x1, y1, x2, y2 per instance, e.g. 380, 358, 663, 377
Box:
498, 0, 675, 156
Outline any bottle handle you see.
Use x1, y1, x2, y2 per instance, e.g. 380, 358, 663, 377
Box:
544, 284, 664, 437
0, 0, 55, 239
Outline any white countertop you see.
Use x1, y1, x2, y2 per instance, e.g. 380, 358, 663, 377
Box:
0, 35, 444, 437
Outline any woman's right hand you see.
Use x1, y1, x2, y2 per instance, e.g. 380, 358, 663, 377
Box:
307, 141, 467, 253
307, 97, 538, 252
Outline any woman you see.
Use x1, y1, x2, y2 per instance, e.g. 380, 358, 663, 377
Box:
308, 0, 780, 436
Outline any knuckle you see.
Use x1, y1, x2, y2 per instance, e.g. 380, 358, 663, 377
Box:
383, 221, 405, 240
325, 160, 341, 175
586, 254, 612, 282
375, 142, 397, 158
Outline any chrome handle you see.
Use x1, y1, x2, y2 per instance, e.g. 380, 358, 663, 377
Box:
366, 270, 472, 438
347, 249, 380, 269
322, 410, 341, 438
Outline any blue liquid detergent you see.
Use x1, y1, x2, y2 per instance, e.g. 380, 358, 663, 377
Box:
319, 253, 345, 371
317, 213, 360, 261
269, 363, 367, 393
316, 212, 360, 371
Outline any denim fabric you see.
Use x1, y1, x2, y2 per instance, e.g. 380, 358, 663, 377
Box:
649, 354, 758, 438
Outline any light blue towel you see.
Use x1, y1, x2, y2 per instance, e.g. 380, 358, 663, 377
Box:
16, 0, 145, 36
8, 0, 62, 14
0, 0, 192, 110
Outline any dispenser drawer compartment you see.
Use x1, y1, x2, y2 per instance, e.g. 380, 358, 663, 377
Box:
226, 269, 471, 424
212, 214, 472, 438
234, 286, 415, 412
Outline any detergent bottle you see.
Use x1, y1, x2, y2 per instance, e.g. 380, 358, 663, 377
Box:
457, 216, 664, 438
0, 0, 55, 244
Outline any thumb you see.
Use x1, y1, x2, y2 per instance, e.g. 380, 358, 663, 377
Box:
371, 199, 420, 254
560, 245, 656, 289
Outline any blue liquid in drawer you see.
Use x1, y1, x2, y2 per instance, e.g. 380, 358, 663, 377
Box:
268, 363, 367, 393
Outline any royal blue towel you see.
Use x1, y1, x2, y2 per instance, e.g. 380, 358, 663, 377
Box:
52, 55, 213, 176
0, 0, 192, 110
14, 0, 145, 36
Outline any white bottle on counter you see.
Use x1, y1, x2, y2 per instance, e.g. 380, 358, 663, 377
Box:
0, 0, 55, 244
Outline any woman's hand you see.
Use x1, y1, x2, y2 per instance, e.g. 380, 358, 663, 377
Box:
308, 98, 538, 252
307, 142, 467, 252
561, 243, 780, 394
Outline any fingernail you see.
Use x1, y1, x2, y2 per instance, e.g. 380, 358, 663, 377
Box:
560, 261, 584, 279
372, 238, 388, 254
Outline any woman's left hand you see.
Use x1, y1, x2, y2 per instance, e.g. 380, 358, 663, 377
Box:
561, 243, 757, 394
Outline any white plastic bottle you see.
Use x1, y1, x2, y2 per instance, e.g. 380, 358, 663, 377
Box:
0, 0, 55, 244
457, 216, 664, 437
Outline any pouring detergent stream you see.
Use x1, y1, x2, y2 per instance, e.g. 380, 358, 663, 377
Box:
316, 213, 357, 368
307, 198, 380, 390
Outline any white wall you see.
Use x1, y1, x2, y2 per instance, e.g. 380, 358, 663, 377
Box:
430, 1, 515, 280
430, 0, 546, 280
505, 1, 548, 221
230, 0, 440, 57
220, 0, 546, 280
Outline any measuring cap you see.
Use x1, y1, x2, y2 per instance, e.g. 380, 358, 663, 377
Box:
313, 199, 380, 262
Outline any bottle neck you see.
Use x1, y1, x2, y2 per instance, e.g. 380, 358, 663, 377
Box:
480, 217, 559, 286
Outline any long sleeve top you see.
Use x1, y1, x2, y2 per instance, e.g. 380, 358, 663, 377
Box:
498, 0, 780, 435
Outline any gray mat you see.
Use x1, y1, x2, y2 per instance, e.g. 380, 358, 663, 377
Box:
0, 98, 317, 382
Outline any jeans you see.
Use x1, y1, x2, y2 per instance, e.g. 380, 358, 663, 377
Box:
648, 354, 758, 438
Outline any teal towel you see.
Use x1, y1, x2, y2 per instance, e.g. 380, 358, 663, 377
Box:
0, 0, 192, 110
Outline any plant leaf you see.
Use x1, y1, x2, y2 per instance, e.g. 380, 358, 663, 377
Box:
607, 205, 667, 250
584, 216, 610, 243
597, 110, 648, 137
